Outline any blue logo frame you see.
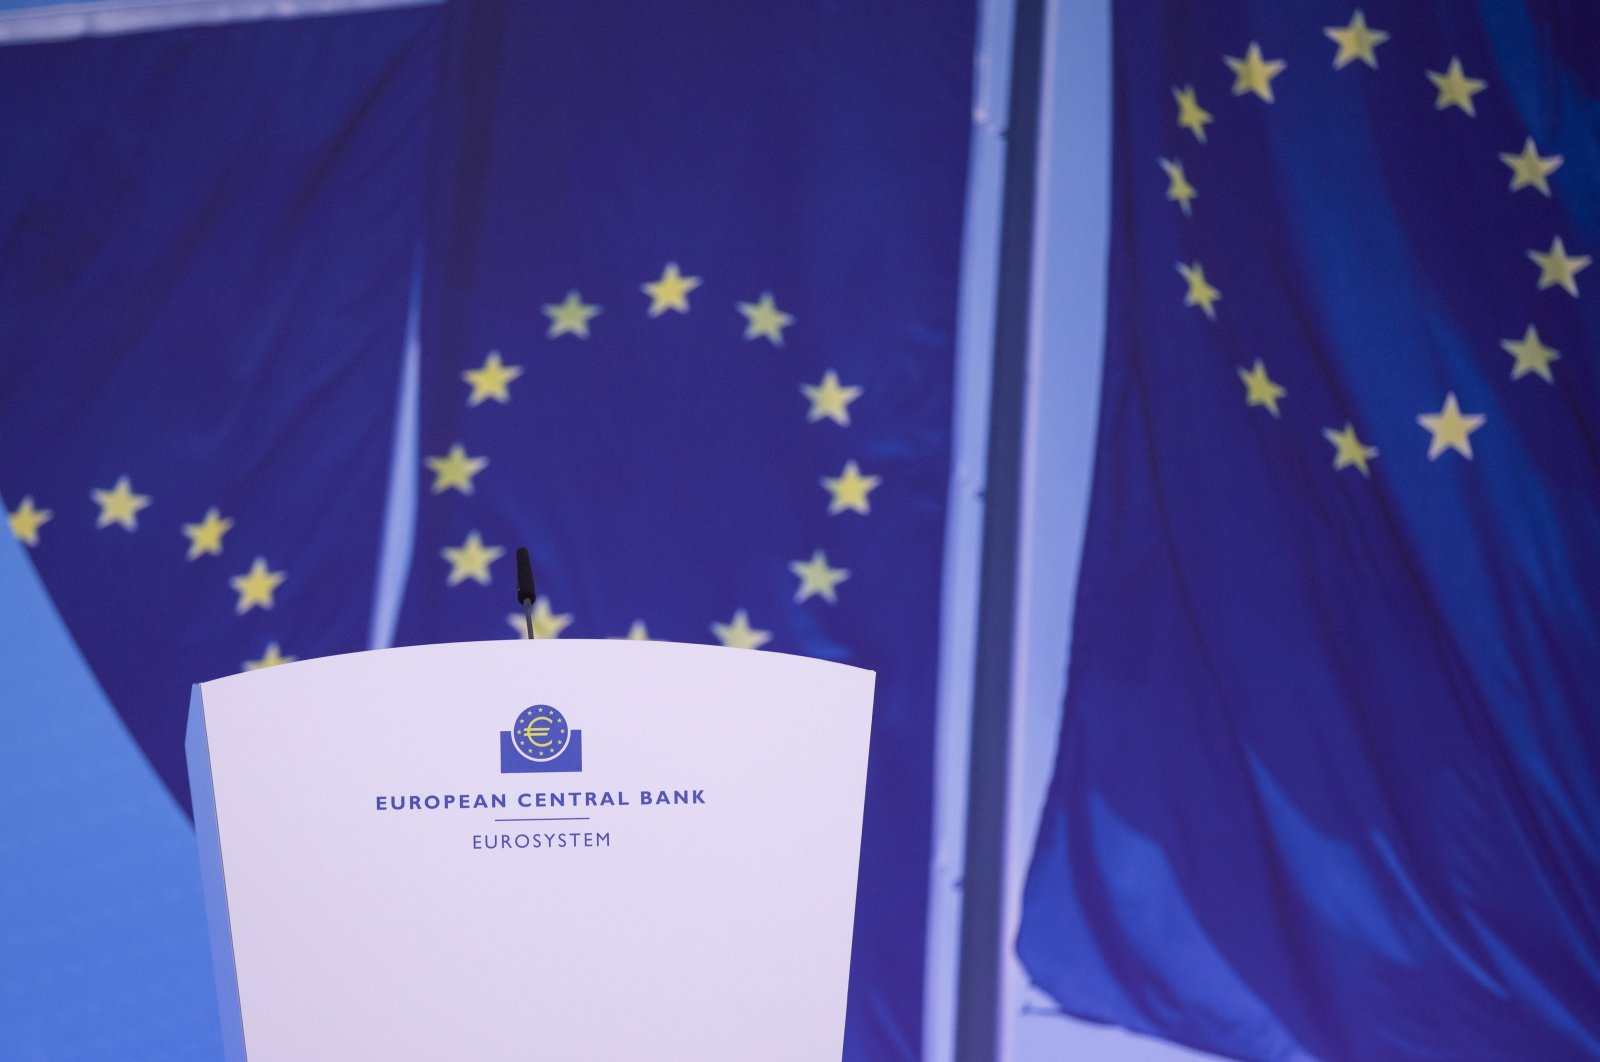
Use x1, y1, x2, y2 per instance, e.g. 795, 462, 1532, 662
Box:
500, 704, 583, 773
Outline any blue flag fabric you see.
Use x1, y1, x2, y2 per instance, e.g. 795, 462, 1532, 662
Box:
392, 3, 972, 1056
1019, 4, 1600, 1060
0, 10, 438, 813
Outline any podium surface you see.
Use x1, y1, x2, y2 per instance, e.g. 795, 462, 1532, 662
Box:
188, 639, 874, 1061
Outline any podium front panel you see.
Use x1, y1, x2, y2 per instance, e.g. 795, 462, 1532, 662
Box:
188, 639, 874, 1061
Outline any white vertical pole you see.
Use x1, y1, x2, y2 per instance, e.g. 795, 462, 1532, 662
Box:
923, 0, 1020, 1056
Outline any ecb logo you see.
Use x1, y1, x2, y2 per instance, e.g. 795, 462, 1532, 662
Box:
500, 704, 584, 774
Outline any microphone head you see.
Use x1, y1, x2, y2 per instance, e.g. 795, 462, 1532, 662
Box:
515, 546, 537, 606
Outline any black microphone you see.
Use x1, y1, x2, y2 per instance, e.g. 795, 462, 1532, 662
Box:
515, 547, 537, 638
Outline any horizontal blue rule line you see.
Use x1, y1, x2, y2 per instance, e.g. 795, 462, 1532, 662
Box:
493, 816, 591, 822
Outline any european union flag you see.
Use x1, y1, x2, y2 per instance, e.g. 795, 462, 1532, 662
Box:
0, 10, 438, 812
392, 3, 973, 1056
1018, 4, 1600, 1059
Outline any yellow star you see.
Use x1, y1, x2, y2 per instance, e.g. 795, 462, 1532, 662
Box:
462, 351, 524, 407
230, 556, 286, 614
1159, 158, 1197, 216
623, 620, 650, 641
182, 507, 234, 560
1323, 423, 1379, 477
542, 291, 601, 339
1528, 236, 1590, 297
801, 370, 863, 426
1171, 85, 1213, 143
442, 530, 503, 587
1237, 360, 1286, 417
737, 292, 795, 346
1427, 57, 1486, 116
642, 262, 702, 317
1501, 325, 1560, 383
1417, 392, 1486, 460
244, 642, 296, 671
1324, 10, 1389, 70
1224, 42, 1286, 102
1499, 138, 1563, 197
712, 609, 771, 650
1177, 261, 1221, 320
92, 476, 151, 531
507, 598, 573, 639
530, 599, 573, 639
790, 549, 851, 605
425, 443, 489, 495
821, 459, 881, 515
7, 496, 52, 547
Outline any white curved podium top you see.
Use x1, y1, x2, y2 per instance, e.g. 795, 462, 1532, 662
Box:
188, 640, 874, 1062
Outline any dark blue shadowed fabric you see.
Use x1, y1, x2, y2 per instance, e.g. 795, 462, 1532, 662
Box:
0, 9, 439, 813
1018, 3, 1600, 1060
392, 3, 974, 1056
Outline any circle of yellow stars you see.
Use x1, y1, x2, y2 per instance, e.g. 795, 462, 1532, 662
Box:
431, 261, 874, 652
9, 258, 871, 674
1152, 10, 1586, 481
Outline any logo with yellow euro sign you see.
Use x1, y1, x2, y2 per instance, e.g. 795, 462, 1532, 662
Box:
510, 704, 572, 763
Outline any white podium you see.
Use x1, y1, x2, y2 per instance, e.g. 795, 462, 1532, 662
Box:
186, 639, 874, 1061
